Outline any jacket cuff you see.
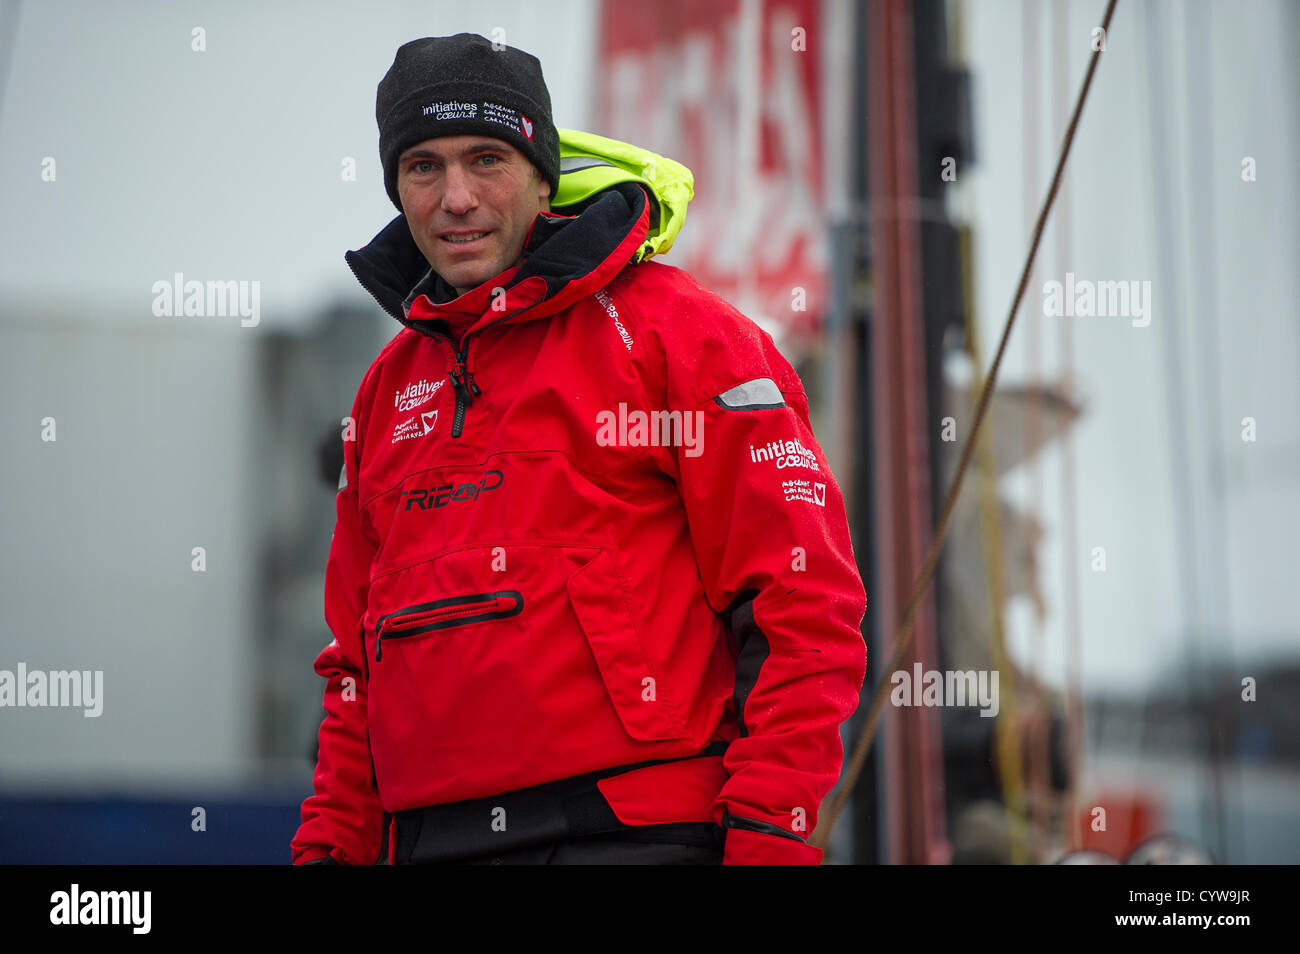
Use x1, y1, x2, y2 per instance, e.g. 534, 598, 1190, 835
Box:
722, 827, 823, 865
294, 844, 341, 864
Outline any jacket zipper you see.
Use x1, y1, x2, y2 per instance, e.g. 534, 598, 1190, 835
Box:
369, 274, 546, 439
347, 246, 484, 441
402, 290, 553, 439
374, 591, 523, 661
406, 329, 479, 439
446, 341, 481, 438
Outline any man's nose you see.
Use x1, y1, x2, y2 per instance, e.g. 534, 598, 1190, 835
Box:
440, 164, 477, 215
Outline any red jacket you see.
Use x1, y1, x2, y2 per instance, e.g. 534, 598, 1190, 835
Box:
291, 179, 867, 865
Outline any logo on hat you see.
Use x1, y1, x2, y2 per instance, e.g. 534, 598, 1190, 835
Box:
521, 115, 534, 140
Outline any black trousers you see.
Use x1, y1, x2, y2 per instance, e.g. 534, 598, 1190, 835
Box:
387, 745, 732, 866
394, 821, 725, 865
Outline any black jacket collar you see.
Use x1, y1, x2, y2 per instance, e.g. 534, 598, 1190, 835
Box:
345, 181, 655, 334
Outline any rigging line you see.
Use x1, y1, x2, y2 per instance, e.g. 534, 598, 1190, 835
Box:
1022, 0, 1050, 866
959, 225, 1030, 864
1141, 0, 1210, 862
1183, 0, 1232, 865
811, 0, 1121, 856
949, 0, 1027, 866
1051, 0, 1085, 856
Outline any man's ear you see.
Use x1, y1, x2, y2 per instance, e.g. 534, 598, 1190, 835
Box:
533, 164, 551, 210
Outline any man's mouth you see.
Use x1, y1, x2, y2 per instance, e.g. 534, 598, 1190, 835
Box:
441, 231, 491, 245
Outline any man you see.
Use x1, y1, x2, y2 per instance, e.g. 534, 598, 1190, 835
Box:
291, 33, 867, 865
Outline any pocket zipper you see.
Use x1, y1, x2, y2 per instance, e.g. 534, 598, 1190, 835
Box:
374, 591, 523, 661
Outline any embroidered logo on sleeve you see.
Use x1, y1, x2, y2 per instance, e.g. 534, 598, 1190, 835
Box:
750, 436, 820, 471
782, 478, 826, 507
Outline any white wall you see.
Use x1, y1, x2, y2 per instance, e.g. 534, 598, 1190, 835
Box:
0, 316, 258, 786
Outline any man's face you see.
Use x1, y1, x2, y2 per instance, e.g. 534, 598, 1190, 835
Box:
397, 135, 551, 298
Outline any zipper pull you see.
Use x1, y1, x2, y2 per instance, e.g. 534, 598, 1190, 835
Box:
448, 359, 474, 408
375, 624, 385, 662
466, 370, 481, 397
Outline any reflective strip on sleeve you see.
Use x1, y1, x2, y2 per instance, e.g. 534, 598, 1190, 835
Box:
712, 377, 787, 411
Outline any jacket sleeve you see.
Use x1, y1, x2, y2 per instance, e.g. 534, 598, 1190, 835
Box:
290, 376, 385, 865
646, 275, 868, 865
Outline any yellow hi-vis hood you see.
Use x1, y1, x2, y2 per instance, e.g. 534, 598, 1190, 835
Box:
552, 129, 695, 263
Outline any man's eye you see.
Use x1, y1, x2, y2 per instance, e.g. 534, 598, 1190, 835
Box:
477, 154, 498, 166
413, 160, 434, 173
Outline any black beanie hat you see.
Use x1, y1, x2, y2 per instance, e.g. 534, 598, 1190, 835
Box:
376, 33, 560, 213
